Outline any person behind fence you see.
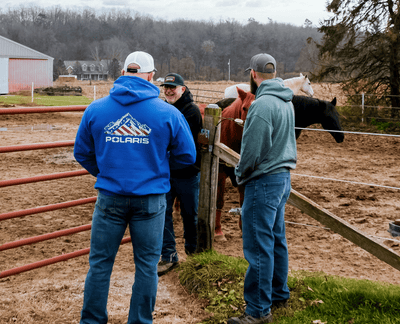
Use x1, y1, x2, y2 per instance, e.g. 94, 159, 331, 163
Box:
74, 51, 196, 324
227, 53, 297, 324
157, 73, 203, 276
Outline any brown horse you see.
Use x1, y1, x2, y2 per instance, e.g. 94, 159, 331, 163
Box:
214, 88, 253, 239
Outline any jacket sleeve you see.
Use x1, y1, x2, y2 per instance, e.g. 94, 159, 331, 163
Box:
169, 114, 197, 170
185, 105, 203, 169
73, 111, 100, 177
186, 107, 203, 144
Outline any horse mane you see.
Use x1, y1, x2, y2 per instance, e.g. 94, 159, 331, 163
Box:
283, 74, 305, 94
216, 97, 236, 110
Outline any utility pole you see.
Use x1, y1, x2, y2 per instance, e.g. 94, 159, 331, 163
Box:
228, 59, 230, 81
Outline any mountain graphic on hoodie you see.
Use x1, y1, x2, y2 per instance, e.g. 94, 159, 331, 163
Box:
104, 113, 152, 136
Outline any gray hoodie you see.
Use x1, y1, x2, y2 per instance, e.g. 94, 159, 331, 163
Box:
234, 78, 297, 185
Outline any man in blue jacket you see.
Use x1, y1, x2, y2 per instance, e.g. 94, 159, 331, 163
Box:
74, 51, 196, 324
227, 53, 297, 324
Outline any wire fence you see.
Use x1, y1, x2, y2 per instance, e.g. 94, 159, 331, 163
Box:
87, 84, 400, 126
343, 93, 400, 124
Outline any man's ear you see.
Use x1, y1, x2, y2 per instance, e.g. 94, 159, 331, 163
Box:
121, 69, 125, 76
147, 72, 154, 82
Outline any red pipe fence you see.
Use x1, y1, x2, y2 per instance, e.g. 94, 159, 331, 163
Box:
0, 105, 104, 278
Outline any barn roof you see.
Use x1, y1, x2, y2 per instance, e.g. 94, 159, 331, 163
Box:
0, 35, 53, 60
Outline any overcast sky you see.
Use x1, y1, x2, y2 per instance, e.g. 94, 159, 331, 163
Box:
3, 0, 333, 28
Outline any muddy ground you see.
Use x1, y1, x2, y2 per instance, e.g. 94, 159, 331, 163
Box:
1, 89, 400, 323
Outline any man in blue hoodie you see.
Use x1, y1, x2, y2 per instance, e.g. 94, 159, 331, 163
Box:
74, 51, 196, 324
227, 54, 297, 324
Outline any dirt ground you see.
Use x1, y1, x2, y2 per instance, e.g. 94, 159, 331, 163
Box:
1, 83, 400, 323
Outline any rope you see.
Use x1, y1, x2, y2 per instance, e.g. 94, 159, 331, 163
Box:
291, 173, 400, 191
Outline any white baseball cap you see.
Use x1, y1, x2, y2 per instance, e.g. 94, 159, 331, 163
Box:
123, 51, 157, 73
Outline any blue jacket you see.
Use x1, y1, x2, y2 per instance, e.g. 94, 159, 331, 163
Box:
235, 78, 297, 185
74, 76, 196, 196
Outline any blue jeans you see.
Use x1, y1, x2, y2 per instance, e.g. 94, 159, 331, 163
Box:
161, 173, 200, 263
241, 172, 291, 318
80, 191, 166, 324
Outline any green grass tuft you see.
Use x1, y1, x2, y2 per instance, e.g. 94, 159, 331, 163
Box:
177, 251, 400, 324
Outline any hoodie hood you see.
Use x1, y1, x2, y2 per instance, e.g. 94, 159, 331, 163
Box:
256, 77, 293, 102
110, 75, 160, 106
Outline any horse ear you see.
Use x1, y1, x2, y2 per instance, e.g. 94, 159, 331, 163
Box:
331, 97, 337, 106
300, 73, 303, 77
237, 87, 247, 100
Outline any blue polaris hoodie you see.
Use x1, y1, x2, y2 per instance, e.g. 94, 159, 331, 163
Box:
74, 76, 196, 196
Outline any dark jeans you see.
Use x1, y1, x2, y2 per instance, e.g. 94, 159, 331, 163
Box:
241, 172, 291, 318
80, 191, 166, 324
161, 173, 200, 262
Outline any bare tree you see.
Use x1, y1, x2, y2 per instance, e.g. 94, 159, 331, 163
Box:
314, 0, 400, 118
108, 58, 121, 80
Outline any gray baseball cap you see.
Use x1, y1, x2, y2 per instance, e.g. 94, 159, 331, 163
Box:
245, 53, 276, 73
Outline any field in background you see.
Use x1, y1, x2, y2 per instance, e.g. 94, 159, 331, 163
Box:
53, 79, 347, 107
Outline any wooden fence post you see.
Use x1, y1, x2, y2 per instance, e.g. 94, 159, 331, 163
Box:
197, 104, 221, 252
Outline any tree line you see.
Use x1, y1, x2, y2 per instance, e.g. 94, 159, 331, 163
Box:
0, 6, 322, 81
4, 1, 398, 121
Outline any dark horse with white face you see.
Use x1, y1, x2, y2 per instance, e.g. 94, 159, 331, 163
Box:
212, 89, 344, 239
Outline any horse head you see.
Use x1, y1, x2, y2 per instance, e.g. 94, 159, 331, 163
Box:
319, 97, 344, 143
283, 74, 313, 97
219, 88, 254, 153
236, 87, 254, 120
299, 73, 314, 97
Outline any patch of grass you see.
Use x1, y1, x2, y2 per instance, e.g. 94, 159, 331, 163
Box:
178, 250, 248, 323
0, 94, 92, 107
178, 250, 400, 324
370, 118, 400, 133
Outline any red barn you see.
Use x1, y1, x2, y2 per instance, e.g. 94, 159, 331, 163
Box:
0, 35, 53, 94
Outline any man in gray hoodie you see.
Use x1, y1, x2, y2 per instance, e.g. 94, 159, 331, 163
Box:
227, 53, 297, 324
